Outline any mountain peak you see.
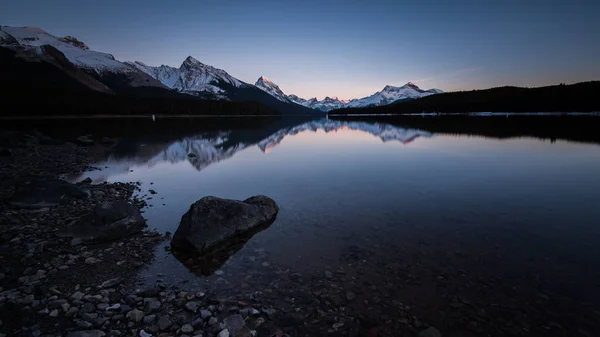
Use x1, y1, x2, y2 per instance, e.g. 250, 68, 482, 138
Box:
256, 76, 275, 86
405, 82, 419, 89
183, 56, 202, 67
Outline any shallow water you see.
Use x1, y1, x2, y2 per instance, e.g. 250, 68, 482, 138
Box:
62, 116, 600, 336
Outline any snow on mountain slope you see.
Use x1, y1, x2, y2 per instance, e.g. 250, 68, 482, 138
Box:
287, 95, 316, 107
255, 76, 292, 103
127, 56, 245, 98
345, 82, 441, 108
128, 61, 179, 88
176, 56, 243, 90
311, 97, 347, 112
256, 77, 443, 112
0, 26, 128, 72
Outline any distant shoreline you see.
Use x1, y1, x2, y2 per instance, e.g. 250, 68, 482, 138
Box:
328, 111, 600, 117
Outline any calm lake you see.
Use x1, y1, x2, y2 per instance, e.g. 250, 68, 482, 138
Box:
16, 116, 600, 336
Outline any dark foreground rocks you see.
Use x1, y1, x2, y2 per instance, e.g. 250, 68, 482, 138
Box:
171, 196, 279, 252
0, 132, 288, 337
10, 176, 87, 208
58, 200, 146, 243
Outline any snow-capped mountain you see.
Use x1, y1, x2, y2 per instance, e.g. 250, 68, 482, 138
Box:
127, 56, 245, 99
255, 76, 293, 103
129, 59, 317, 115
0, 25, 166, 90
345, 83, 442, 108
255, 76, 443, 112
0, 25, 441, 115
0, 26, 127, 72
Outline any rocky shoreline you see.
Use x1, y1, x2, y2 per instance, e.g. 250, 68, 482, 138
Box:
0, 133, 308, 337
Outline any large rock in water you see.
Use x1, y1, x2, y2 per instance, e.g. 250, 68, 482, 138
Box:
10, 177, 87, 208
171, 196, 279, 252
59, 200, 146, 242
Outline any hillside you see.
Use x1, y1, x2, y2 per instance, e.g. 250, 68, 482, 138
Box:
0, 47, 279, 117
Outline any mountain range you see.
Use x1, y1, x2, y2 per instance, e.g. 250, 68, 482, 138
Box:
255, 76, 442, 111
0, 25, 441, 115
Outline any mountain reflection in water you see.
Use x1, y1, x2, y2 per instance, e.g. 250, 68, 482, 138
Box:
71, 119, 433, 182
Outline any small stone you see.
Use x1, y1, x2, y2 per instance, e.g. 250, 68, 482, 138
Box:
208, 317, 218, 326
185, 301, 200, 313
157, 316, 173, 331
85, 257, 101, 264
325, 271, 333, 279
143, 314, 156, 324
126, 309, 145, 323
224, 315, 246, 336
332, 322, 344, 329
76, 321, 94, 329
419, 327, 442, 337
139, 330, 152, 337
200, 309, 212, 319
100, 278, 122, 289
143, 298, 161, 312
49, 299, 67, 308
254, 317, 265, 328
49, 309, 59, 317
217, 329, 229, 337
214, 270, 224, 276
262, 262, 270, 267
346, 292, 356, 301
82, 302, 96, 313
82, 312, 99, 322
71, 291, 85, 300
192, 317, 204, 328
181, 324, 194, 333
105, 303, 120, 311
66, 307, 79, 317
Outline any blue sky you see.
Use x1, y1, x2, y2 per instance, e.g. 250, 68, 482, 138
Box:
2, 0, 599, 99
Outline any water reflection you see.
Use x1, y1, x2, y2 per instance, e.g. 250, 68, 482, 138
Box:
71, 119, 433, 181
50, 116, 600, 336
172, 220, 274, 276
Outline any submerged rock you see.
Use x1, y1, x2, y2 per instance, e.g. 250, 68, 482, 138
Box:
171, 195, 278, 252
10, 177, 87, 208
59, 200, 146, 242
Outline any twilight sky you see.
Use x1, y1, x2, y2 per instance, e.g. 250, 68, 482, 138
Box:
2, 0, 599, 100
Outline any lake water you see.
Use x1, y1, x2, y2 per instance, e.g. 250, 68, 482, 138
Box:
59, 116, 600, 336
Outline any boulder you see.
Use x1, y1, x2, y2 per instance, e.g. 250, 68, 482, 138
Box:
59, 200, 146, 242
171, 195, 278, 253
10, 177, 87, 208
